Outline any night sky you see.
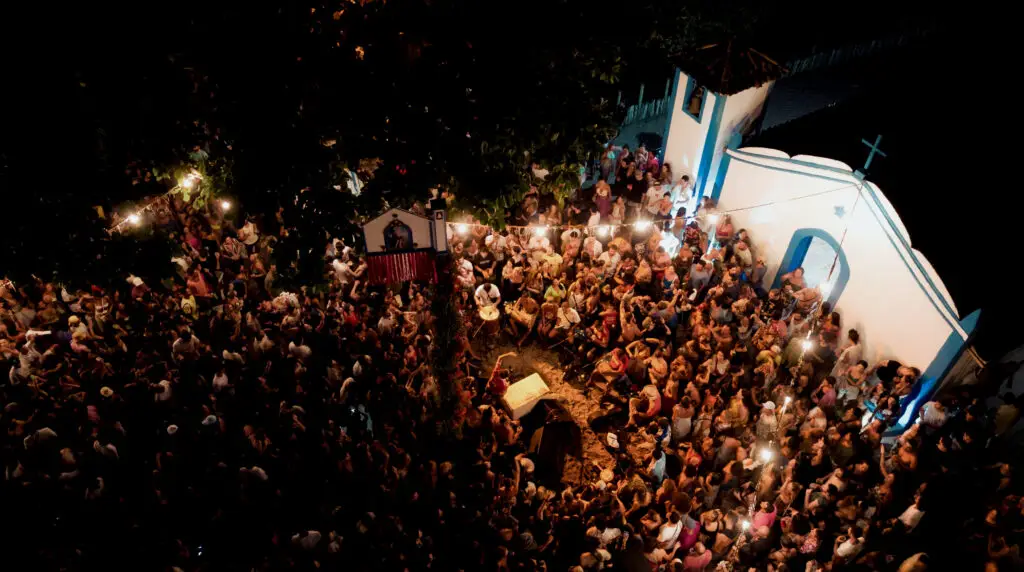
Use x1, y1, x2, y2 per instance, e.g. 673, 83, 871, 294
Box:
750, 35, 1014, 359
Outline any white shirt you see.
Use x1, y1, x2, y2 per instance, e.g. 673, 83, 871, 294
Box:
475, 283, 501, 307
332, 260, 355, 285
920, 402, 946, 428
588, 211, 602, 227
527, 235, 550, 252
583, 237, 603, 258
649, 454, 667, 482
898, 504, 925, 531
172, 335, 201, 357
657, 521, 683, 549
289, 342, 312, 360
836, 537, 864, 559
292, 531, 322, 550
598, 251, 621, 273
155, 380, 173, 402
645, 185, 665, 215
490, 234, 507, 260
556, 307, 581, 329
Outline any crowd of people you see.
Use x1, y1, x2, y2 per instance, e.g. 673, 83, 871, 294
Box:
1, 159, 1021, 572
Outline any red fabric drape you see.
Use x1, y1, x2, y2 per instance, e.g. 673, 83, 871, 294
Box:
367, 251, 436, 285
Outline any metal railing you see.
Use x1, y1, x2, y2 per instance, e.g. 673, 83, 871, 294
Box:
782, 29, 929, 77
621, 78, 673, 126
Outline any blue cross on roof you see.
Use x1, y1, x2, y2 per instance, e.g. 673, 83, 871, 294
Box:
861, 134, 887, 172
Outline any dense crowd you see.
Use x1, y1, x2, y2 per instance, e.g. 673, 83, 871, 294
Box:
1, 152, 1021, 572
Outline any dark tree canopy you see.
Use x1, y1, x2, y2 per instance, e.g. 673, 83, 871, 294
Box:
1, 0, 930, 284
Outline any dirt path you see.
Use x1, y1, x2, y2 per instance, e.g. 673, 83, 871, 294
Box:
481, 345, 652, 484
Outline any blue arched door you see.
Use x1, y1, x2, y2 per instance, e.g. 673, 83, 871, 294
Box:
771, 228, 850, 308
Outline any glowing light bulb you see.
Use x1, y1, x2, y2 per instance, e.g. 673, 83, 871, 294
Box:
456, 223, 469, 234
127, 214, 141, 226
740, 520, 751, 531
760, 449, 774, 463
820, 282, 832, 296
534, 225, 547, 236
784, 396, 792, 407
708, 214, 720, 225
801, 339, 813, 352
220, 200, 232, 211
597, 225, 609, 238
634, 220, 651, 231
182, 177, 196, 189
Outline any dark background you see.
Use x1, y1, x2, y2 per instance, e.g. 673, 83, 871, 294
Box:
1, 1, 1012, 357
749, 34, 1012, 358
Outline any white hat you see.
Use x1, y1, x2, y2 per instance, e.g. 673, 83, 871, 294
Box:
518, 457, 535, 474
202, 415, 218, 426
606, 433, 619, 449
167, 424, 179, 435
763, 401, 776, 411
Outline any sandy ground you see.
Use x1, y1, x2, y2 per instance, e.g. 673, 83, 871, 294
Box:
481, 344, 654, 485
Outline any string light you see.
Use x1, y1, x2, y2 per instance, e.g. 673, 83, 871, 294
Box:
220, 200, 232, 211
784, 396, 792, 407
634, 219, 651, 231
708, 214, 720, 225
180, 171, 202, 190
740, 520, 751, 531
534, 225, 548, 236
801, 339, 813, 352
759, 448, 774, 463
597, 225, 609, 238
820, 282, 833, 297
127, 213, 141, 226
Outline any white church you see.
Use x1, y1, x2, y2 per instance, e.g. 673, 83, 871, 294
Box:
657, 68, 979, 431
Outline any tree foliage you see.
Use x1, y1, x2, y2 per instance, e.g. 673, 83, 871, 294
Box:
5, 0, 880, 283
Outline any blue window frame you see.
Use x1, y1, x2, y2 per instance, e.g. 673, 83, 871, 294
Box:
681, 76, 707, 121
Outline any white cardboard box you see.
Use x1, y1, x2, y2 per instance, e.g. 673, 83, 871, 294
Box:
503, 373, 550, 420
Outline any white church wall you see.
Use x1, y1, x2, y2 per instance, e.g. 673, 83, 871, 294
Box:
704, 83, 774, 199
721, 84, 774, 138
718, 148, 963, 369
662, 70, 717, 179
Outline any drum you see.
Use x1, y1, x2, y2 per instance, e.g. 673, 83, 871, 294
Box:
479, 305, 501, 335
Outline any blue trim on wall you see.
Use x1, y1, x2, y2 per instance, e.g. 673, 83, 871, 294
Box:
727, 152, 854, 186
889, 309, 981, 434
787, 238, 813, 277
731, 149, 857, 179
852, 186, 965, 336
770, 228, 850, 308
660, 70, 680, 162
858, 183, 961, 323
710, 132, 742, 202
680, 75, 707, 122
694, 95, 727, 205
